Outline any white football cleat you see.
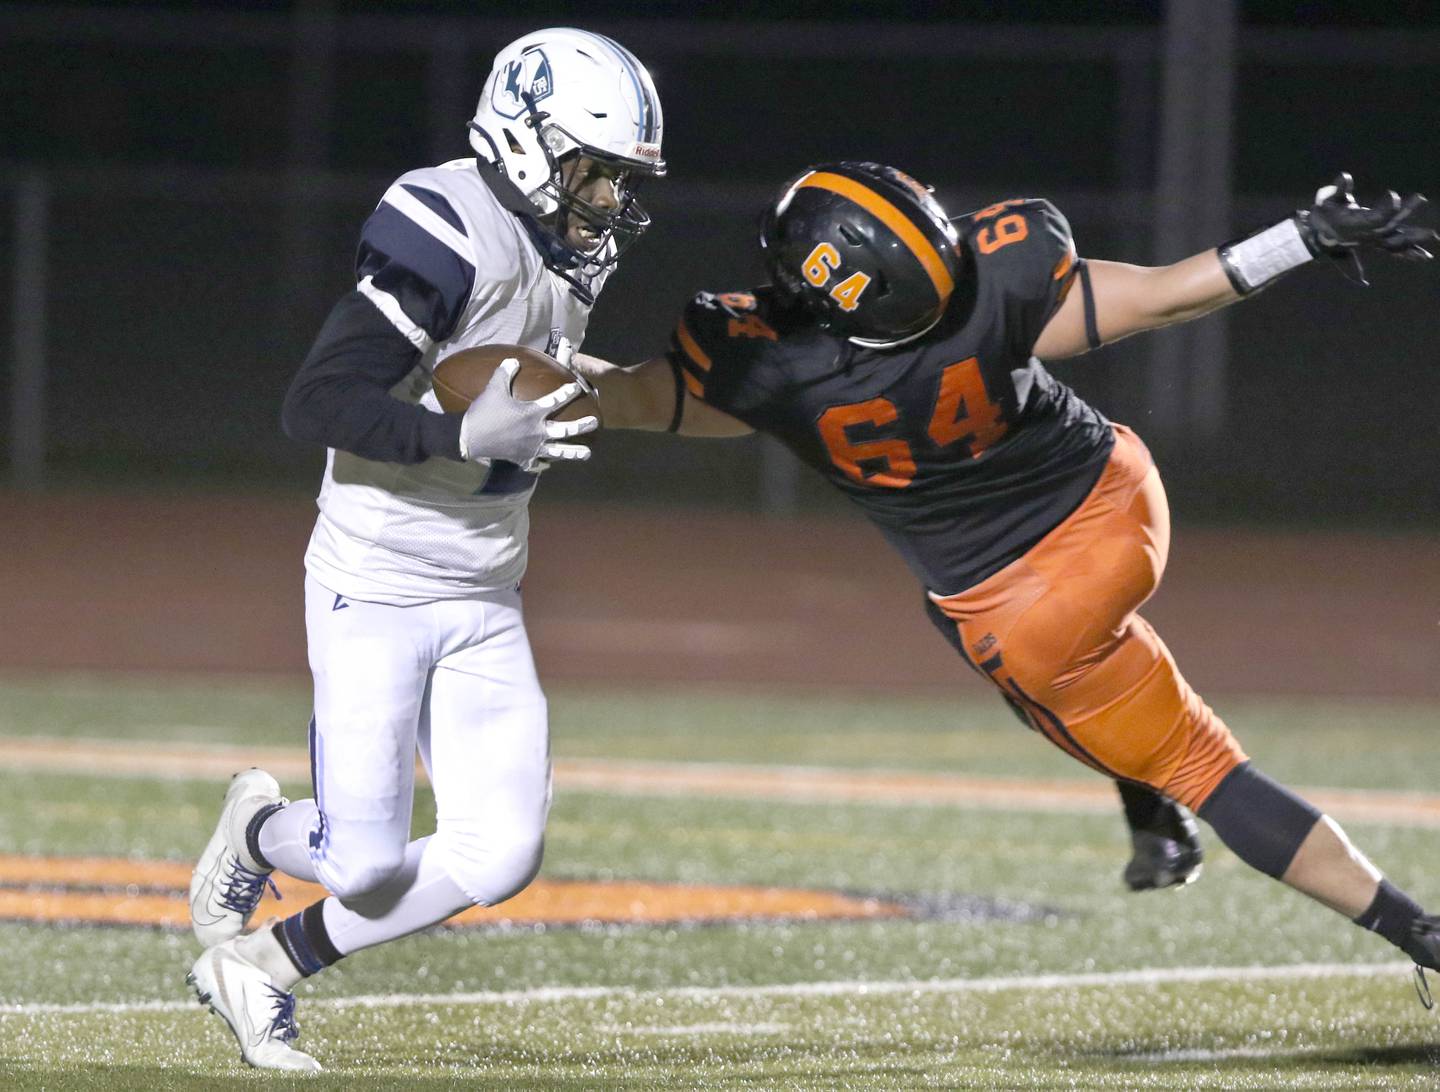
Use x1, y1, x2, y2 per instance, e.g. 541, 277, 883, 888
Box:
190, 768, 286, 947
187, 939, 322, 1072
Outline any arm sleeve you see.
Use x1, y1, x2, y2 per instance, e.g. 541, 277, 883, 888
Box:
668, 300, 719, 406
281, 291, 463, 464
281, 180, 482, 464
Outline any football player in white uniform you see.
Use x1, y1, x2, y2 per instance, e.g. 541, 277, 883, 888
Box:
185, 28, 664, 1071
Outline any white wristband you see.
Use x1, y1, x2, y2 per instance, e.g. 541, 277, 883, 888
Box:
1218, 218, 1314, 294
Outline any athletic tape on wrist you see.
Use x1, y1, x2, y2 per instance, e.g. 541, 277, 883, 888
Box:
1217, 218, 1314, 294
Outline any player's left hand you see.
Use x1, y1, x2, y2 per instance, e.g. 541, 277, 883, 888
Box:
458, 357, 599, 472
530, 400, 597, 472
1297, 173, 1438, 283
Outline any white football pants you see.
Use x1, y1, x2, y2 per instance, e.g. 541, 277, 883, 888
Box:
258, 575, 551, 955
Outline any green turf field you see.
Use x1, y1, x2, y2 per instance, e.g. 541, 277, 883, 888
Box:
2, 673, 1438, 1089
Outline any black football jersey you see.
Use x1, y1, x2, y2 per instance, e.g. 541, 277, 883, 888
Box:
669, 198, 1115, 594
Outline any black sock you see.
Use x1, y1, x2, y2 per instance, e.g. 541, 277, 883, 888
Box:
1117, 781, 1177, 836
272, 900, 345, 979
244, 802, 286, 871
1354, 879, 1433, 966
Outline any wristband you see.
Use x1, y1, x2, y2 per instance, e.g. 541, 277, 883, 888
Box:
1216, 217, 1314, 295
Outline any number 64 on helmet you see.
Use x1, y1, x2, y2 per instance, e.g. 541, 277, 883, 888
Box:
760, 161, 963, 349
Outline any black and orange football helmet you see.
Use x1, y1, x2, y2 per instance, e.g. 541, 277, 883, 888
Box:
759, 161, 962, 348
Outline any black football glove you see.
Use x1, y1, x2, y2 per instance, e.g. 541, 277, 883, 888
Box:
1295, 172, 1437, 285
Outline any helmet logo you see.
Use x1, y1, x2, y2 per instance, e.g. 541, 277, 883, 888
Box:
801, 242, 872, 313
494, 46, 555, 120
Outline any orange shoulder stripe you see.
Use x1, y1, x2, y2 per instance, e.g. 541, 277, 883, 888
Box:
675, 319, 713, 372
680, 366, 705, 398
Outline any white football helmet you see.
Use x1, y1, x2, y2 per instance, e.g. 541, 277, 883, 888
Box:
469, 28, 665, 273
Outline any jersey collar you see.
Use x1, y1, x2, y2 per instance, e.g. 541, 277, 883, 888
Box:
473, 159, 598, 303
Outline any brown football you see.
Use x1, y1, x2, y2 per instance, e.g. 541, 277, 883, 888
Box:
431, 344, 599, 423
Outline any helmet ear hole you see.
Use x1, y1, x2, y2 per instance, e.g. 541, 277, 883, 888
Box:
838, 223, 863, 247
503, 129, 526, 155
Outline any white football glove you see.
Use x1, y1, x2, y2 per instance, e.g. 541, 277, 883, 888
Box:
457, 357, 599, 472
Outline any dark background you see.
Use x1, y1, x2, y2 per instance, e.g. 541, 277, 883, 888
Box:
1, 1, 1437, 527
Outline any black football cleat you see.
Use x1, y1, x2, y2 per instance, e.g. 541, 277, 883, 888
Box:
1406, 915, 1440, 1010
1118, 784, 1204, 892
1123, 825, 1204, 891
1409, 915, 1440, 968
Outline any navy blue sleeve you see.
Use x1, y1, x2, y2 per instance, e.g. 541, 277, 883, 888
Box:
282, 291, 463, 464
356, 185, 477, 345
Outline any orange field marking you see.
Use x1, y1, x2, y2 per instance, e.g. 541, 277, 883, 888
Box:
0, 853, 908, 930
3, 736, 1440, 827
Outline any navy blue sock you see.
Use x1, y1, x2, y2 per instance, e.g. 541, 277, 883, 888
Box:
272, 900, 344, 979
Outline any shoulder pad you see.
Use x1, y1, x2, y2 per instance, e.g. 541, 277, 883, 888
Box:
688, 290, 781, 344
694, 290, 762, 318
959, 197, 1076, 283
955, 199, 1079, 357
388, 165, 526, 284
960, 197, 1072, 247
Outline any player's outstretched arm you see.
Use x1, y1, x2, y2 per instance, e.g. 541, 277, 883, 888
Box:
570, 353, 753, 437
1032, 252, 1238, 360
1033, 173, 1435, 362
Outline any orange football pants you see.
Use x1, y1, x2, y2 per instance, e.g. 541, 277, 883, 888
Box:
928, 425, 1245, 811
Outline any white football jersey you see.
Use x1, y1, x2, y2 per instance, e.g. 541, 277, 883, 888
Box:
304, 158, 610, 604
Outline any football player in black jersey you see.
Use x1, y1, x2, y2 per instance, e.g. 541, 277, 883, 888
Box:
575, 162, 1440, 981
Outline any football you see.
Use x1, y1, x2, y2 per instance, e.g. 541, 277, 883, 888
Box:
431, 344, 599, 423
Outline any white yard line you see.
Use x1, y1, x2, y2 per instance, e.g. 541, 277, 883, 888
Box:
596, 1023, 794, 1037
1128, 1046, 1325, 1063
0, 960, 1411, 1017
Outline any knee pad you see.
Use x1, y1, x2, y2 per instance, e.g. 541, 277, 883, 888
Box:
436, 823, 545, 907
1197, 762, 1321, 878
